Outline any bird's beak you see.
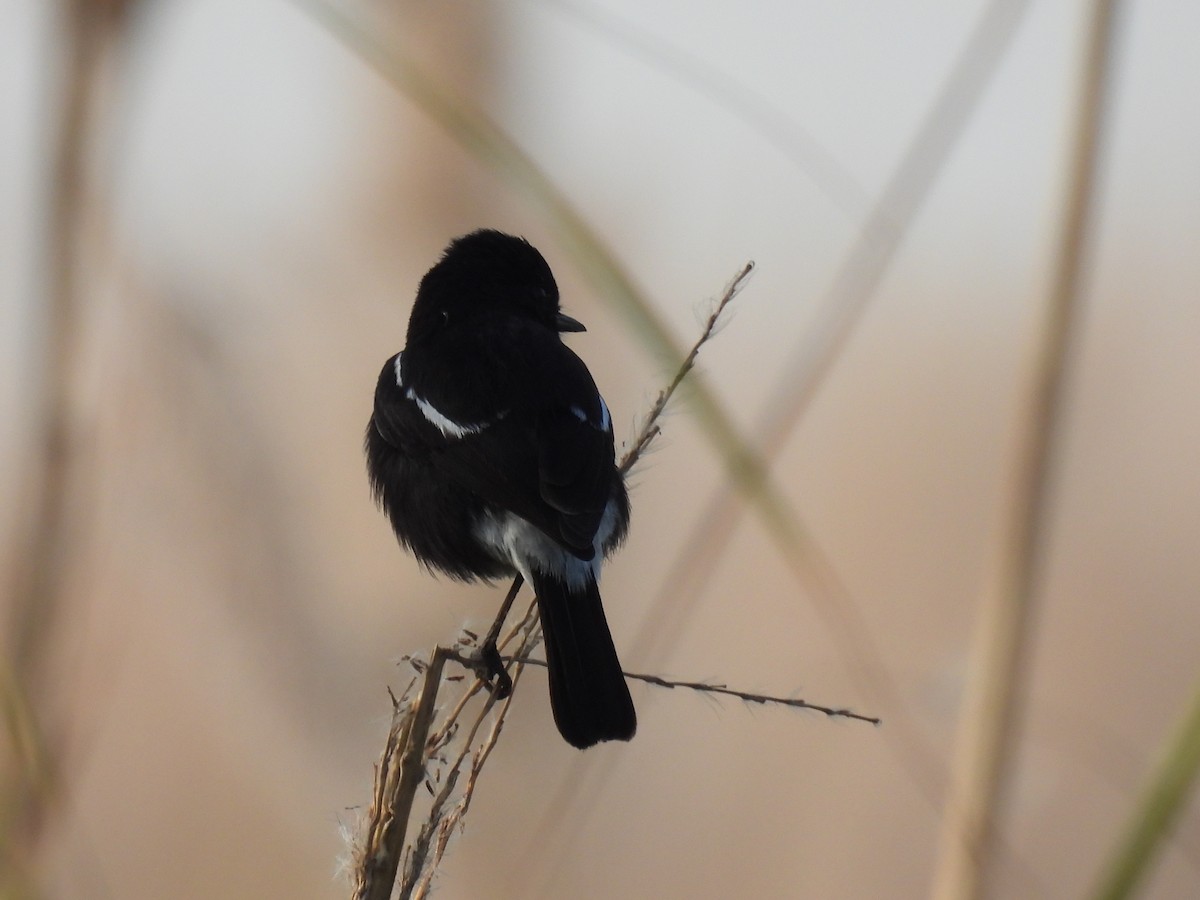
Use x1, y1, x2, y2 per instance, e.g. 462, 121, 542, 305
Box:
555, 312, 587, 333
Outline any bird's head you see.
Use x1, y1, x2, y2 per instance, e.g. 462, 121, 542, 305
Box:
407, 230, 585, 343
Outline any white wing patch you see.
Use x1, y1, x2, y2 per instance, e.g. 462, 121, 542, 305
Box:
395, 352, 492, 439
569, 396, 612, 432
407, 389, 488, 439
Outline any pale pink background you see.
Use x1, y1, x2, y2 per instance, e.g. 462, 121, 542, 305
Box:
2, 2, 1198, 898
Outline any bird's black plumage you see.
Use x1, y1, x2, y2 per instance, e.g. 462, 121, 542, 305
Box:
366, 229, 635, 749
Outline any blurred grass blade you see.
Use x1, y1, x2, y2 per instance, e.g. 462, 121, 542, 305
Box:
288, 0, 804, 560
1090, 679, 1200, 900
542, 0, 872, 219
287, 2, 670, 359
530, 0, 1038, 842
930, 1, 1123, 897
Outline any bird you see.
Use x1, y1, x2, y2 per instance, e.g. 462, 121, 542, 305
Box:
365, 229, 636, 749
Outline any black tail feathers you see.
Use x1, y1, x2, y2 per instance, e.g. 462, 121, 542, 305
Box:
532, 573, 636, 749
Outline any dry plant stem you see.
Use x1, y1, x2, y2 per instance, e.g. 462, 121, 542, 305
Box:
411, 632, 540, 895
352, 599, 541, 900
409, 693, 517, 900
354, 647, 449, 900
931, 2, 1123, 898
402, 602, 542, 899
400, 695, 493, 892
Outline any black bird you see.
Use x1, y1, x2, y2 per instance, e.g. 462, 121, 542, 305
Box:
365, 229, 635, 749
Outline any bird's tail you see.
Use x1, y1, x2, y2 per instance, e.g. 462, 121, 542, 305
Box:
531, 572, 636, 749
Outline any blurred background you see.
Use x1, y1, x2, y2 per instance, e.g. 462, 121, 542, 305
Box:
3, 0, 1199, 897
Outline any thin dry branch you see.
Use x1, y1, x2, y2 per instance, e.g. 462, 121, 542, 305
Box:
619, 261, 754, 474
506, 657, 881, 725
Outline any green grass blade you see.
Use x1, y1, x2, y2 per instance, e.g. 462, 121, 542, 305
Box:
1090, 678, 1200, 900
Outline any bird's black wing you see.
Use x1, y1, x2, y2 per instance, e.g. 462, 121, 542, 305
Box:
390, 322, 616, 558
367, 354, 512, 580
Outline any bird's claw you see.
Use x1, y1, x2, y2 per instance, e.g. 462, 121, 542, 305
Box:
456, 641, 512, 698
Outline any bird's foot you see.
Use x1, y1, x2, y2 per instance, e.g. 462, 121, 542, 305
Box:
453, 641, 512, 699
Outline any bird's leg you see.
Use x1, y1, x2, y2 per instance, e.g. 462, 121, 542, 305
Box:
467, 575, 523, 698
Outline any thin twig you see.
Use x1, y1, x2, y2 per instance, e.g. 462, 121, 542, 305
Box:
505, 656, 880, 725
620, 261, 755, 474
